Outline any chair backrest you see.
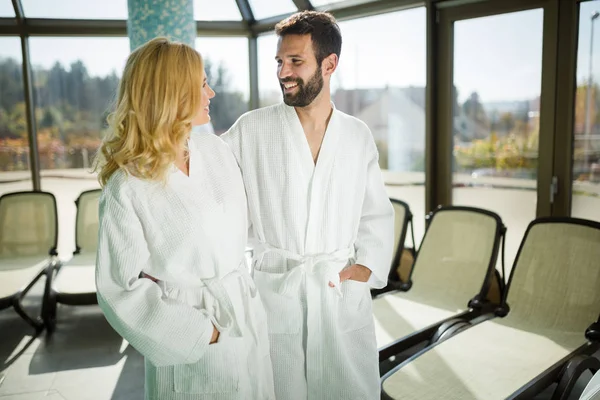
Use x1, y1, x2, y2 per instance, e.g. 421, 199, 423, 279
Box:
74, 189, 101, 255
408, 206, 503, 310
503, 218, 600, 335
0, 191, 58, 258
389, 199, 412, 282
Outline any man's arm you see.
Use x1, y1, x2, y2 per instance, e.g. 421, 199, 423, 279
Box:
341, 135, 395, 289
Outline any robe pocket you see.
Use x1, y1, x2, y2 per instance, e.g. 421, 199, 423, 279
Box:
173, 337, 241, 394
253, 270, 302, 335
339, 279, 372, 333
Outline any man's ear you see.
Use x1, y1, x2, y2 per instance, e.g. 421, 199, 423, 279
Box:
322, 53, 338, 77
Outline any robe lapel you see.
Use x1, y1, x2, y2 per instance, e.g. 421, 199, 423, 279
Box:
281, 103, 315, 182
280, 102, 342, 252
304, 105, 341, 252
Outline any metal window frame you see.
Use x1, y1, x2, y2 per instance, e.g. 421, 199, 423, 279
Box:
0, 0, 584, 218
430, 0, 576, 218
552, 0, 580, 216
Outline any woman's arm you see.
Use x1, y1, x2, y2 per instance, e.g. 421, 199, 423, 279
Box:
95, 185, 216, 366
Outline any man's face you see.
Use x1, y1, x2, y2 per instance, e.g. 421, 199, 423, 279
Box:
276, 34, 324, 107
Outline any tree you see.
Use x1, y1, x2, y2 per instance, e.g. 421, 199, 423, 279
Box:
498, 112, 516, 135
462, 92, 489, 129
67, 61, 91, 111
0, 57, 24, 111
45, 62, 67, 107
452, 85, 460, 117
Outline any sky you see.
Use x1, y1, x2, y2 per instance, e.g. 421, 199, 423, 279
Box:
1, 0, 600, 103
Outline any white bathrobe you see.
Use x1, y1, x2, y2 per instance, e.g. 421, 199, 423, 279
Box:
222, 102, 394, 400
95, 131, 275, 400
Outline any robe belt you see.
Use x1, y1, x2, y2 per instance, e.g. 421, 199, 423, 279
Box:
148, 265, 255, 338
252, 243, 355, 298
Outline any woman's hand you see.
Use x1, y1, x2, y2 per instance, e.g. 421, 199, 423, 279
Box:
141, 272, 158, 282
210, 324, 220, 344
143, 273, 220, 345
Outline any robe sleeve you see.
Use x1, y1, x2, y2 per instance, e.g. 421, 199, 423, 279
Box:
95, 184, 215, 367
354, 136, 395, 289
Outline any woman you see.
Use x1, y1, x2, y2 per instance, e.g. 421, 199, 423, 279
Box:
94, 37, 275, 400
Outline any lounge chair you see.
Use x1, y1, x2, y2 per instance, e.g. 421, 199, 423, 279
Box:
381, 217, 600, 400
43, 189, 100, 333
0, 191, 59, 332
372, 198, 415, 297
374, 206, 505, 368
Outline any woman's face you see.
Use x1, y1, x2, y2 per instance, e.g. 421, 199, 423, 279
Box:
192, 71, 216, 126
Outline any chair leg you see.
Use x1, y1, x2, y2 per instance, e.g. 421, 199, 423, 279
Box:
552, 355, 600, 400
12, 297, 43, 333
12, 267, 48, 333
41, 263, 59, 335
42, 295, 57, 335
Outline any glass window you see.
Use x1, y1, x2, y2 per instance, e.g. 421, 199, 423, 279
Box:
247, 0, 297, 20
452, 9, 543, 267
22, 0, 127, 19
29, 37, 129, 256
310, 0, 347, 8
0, 37, 32, 196
258, 33, 281, 108
195, 37, 249, 134
0, 1, 15, 17
194, 0, 242, 20
336, 9, 427, 245
572, 0, 600, 223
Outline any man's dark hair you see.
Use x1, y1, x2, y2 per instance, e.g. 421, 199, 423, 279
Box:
275, 11, 342, 66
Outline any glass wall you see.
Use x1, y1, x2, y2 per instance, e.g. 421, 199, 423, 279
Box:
451, 9, 544, 267
195, 37, 249, 134
335, 8, 427, 245
310, 0, 346, 7
0, 37, 32, 195
2, 0, 589, 262
257, 33, 281, 107
21, 0, 128, 19
0, 0, 14, 17
194, 0, 241, 20
572, 0, 600, 223
29, 37, 129, 256
247, 0, 297, 20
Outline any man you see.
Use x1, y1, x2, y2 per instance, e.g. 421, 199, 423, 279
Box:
222, 11, 394, 400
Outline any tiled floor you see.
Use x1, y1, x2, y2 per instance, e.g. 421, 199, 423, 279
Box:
0, 281, 144, 400
0, 279, 597, 400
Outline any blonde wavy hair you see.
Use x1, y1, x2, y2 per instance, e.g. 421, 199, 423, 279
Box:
95, 37, 204, 186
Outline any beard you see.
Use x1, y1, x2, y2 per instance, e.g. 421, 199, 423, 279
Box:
280, 66, 324, 107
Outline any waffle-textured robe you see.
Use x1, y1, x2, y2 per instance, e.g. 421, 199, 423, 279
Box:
222, 102, 394, 400
95, 131, 275, 400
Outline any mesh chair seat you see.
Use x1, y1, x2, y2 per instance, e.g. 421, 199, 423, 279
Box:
53, 253, 97, 296
374, 292, 462, 349
374, 207, 504, 358
382, 318, 586, 400
0, 257, 50, 299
